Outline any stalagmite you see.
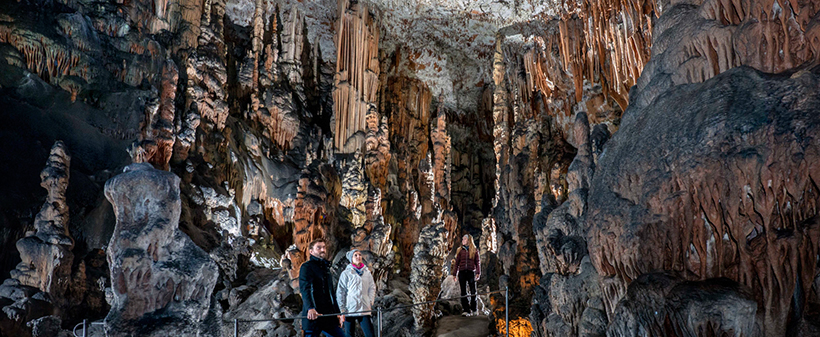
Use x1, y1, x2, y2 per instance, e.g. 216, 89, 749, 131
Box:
0, 142, 73, 316
104, 163, 219, 336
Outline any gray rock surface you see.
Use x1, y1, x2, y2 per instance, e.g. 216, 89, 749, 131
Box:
0, 141, 73, 336
588, 66, 820, 335
104, 163, 221, 337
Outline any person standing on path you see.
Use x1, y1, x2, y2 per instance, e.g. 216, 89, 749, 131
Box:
336, 249, 376, 337
300, 238, 345, 337
451, 234, 480, 316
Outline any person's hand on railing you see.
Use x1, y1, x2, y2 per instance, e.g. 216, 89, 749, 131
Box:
475, 274, 480, 281
339, 315, 345, 327
307, 308, 319, 320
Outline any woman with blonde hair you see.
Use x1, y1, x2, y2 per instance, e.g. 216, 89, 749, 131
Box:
451, 234, 480, 316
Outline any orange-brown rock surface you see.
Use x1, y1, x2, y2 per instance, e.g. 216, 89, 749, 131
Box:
333, 0, 380, 153
129, 60, 178, 170
588, 65, 820, 335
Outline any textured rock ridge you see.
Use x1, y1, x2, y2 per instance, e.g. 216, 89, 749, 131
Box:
130, 60, 179, 170
0, 142, 73, 335
104, 163, 220, 336
632, 0, 820, 111
589, 65, 820, 335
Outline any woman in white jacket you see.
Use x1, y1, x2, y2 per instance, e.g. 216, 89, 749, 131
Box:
336, 249, 376, 337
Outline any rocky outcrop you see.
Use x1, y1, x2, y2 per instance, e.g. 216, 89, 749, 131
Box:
606, 273, 758, 337
0, 142, 73, 335
222, 269, 298, 337
588, 65, 820, 335
631, 0, 820, 112
104, 163, 220, 336
529, 112, 609, 337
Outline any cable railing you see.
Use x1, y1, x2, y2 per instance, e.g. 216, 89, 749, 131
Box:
74, 286, 511, 337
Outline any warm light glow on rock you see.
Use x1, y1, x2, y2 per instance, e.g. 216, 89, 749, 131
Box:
496, 318, 533, 337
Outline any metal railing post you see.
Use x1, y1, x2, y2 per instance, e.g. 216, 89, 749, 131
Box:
234, 318, 238, 337
82, 319, 87, 337
505, 286, 509, 337
377, 307, 382, 337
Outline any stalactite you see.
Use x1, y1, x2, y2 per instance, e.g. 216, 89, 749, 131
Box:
491, 37, 509, 211
365, 110, 391, 191
553, 1, 653, 111
431, 114, 451, 209
333, 0, 380, 153
130, 60, 178, 170
0, 25, 87, 92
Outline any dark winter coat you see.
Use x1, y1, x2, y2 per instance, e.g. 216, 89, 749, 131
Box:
452, 246, 480, 277
299, 254, 340, 330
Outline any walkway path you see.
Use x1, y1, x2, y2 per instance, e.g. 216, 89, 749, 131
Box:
434, 315, 489, 337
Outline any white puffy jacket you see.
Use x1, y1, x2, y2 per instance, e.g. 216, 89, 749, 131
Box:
336, 264, 376, 316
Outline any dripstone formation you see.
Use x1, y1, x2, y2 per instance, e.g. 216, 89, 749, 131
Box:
1, 0, 820, 336
104, 163, 220, 336
0, 142, 73, 336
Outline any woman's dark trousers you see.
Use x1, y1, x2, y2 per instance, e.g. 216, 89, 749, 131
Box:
458, 270, 477, 313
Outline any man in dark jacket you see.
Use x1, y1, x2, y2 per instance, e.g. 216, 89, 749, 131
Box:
299, 238, 344, 337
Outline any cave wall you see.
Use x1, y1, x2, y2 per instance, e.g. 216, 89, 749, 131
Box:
1, 0, 820, 335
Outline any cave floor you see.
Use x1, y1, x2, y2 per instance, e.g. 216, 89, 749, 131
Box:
434, 314, 490, 337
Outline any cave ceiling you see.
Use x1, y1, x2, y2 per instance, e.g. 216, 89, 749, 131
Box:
224, 0, 557, 112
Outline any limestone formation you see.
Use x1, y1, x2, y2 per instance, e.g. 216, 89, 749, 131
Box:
5, 0, 820, 336
408, 209, 448, 332
129, 60, 178, 170
385, 76, 433, 273
340, 152, 368, 228
365, 112, 391, 191
222, 269, 298, 337
0, 142, 73, 334
632, 0, 820, 112
333, 0, 380, 153
589, 65, 820, 335
104, 163, 220, 336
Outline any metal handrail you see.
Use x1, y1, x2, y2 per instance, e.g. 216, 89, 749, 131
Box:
72, 286, 512, 337
72, 320, 104, 337
230, 287, 511, 337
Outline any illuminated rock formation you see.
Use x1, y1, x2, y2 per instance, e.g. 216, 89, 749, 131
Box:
365, 112, 392, 191
175, 0, 229, 161
130, 60, 178, 170
383, 75, 433, 272
0, 142, 73, 330
408, 205, 448, 332
104, 163, 220, 336
588, 65, 820, 335
632, 0, 820, 111
333, 0, 380, 153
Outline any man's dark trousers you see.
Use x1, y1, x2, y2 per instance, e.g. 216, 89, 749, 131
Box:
303, 317, 344, 337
